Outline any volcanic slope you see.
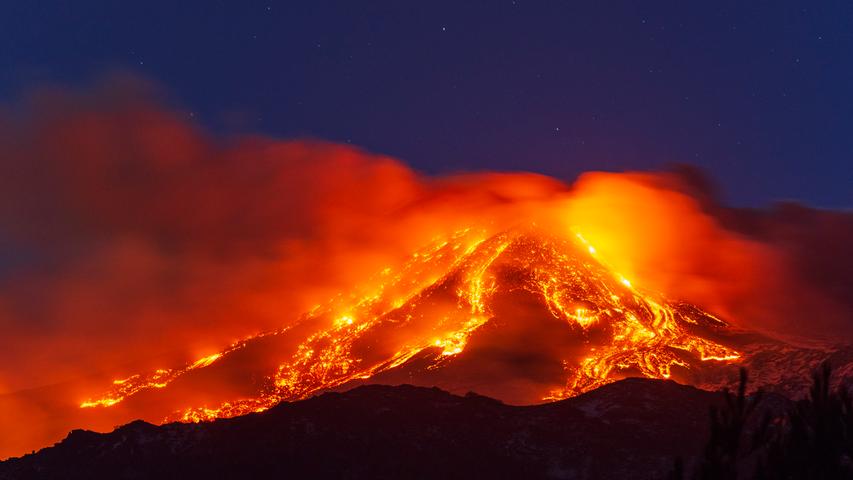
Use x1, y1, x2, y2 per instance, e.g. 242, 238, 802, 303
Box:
76, 227, 758, 424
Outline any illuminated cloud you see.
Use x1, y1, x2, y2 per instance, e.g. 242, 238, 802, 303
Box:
0, 79, 849, 458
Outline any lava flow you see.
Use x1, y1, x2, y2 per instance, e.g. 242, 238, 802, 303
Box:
79, 226, 740, 423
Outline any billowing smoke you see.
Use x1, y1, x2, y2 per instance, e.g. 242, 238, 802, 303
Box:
560, 170, 853, 341
0, 79, 850, 458
0, 79, 568, 395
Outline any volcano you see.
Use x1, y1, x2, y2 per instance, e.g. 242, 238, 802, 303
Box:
3, 225, 852, 463
69, 226, 853, 428
72, 227, 776, 423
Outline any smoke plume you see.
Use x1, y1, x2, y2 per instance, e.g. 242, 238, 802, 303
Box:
0, 79, 850, 458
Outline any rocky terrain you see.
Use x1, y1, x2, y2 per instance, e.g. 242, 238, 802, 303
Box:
1, 378, 791, 480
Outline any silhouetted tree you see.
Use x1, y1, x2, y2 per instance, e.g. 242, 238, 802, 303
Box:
666, 362, 853, 480
663, 362, 853, 479
697, 368, 763, 480
756, 361, 853, 480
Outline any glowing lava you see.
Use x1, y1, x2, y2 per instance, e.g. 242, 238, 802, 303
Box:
80, 226, 740, 422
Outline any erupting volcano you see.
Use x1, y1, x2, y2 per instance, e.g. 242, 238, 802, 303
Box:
4, 4, 853, 476
76, 226, 743, 424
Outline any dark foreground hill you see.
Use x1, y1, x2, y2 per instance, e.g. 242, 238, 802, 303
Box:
0, 378, 743, 480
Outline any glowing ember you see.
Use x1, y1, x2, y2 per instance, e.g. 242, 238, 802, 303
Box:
79, 226, 740, 422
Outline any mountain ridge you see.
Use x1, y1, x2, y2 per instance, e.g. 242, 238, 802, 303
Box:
1, 378, 733, 480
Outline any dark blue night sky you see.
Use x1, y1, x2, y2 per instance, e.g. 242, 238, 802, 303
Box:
1, 1, 851, 207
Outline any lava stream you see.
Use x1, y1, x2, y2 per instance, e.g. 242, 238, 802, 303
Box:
79, 226, 740, 422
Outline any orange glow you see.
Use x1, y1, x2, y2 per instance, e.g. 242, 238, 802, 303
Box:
5, 86, 847, 460
80, 349, 231, 408
79, 226, 739, 422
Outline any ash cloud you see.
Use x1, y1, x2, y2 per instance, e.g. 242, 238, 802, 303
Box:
0, 79, 850, 457
0, 79, 567, 395
561, 168, 852, 342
